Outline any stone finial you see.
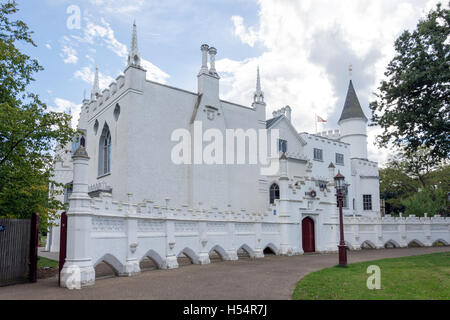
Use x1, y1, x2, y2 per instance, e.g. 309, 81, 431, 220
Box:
127, 20, 141, 67
91, 65, 99, 100
72, 146, 89, 159
253, 66, 265, 104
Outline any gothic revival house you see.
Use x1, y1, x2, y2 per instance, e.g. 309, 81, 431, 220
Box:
47, 22, 381, 253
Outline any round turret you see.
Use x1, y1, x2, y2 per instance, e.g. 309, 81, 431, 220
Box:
338, 80, 368, 160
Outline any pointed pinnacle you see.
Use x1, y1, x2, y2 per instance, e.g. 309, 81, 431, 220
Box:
93, 65, 99, 94
256, 65, 261, 92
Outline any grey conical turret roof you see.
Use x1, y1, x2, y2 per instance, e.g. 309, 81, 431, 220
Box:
338, 80, 368, 123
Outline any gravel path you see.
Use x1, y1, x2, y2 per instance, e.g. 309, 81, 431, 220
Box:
1, 247, 448, 300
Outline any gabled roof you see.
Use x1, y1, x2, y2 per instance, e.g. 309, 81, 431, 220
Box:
266, 115, 307, 146
338, 80, 368, 123
266, 115, 283, 129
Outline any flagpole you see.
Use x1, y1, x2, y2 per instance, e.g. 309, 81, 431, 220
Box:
314, 113, 317, 134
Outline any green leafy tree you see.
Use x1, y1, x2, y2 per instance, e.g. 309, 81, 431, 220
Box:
379, 163, 419, 215
0, 1, 76, 230
370, 3, 450, 166
401, 188, 447, 217
380, 148, 449, 216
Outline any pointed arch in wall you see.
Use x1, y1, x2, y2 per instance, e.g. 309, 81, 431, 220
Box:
344, 241, 354, 251
432, 239, 449, 246
408, 239, 425, 247
113, 103, 121, 121
177, 247, 200, 265
98, 122, 111, 176
361, 240, 376, 249
94, 253, 124, 276
269, 183, 280, 204
209, 245, 227, 261
237, 244, 255, 258
384, 239, 401, 249
263, 243, 279, 255
139, 249, 165, 269
302, 217, 315, 253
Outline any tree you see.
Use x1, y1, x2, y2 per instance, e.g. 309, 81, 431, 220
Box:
401, 188, 447, 217
0, 1, 76, 230
370, 3, 450, 166
379, 163, 419, 215
380, 149, 449, 216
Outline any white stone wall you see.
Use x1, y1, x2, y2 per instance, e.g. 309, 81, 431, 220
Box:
341, 215, 450, 249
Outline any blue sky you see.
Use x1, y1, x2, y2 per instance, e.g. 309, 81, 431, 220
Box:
13, 0, 445, 164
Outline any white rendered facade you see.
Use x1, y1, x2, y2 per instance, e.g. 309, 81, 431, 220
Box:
49, 23, 449, 288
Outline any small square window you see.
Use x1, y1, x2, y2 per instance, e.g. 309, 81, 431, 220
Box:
363, 195, 372, 211
313, 148, 323, 161
336, 153, 344, 165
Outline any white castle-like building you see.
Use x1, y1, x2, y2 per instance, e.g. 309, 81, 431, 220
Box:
47, 23, 449, 288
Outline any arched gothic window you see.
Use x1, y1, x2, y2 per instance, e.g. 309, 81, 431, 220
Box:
270, 183, 280, 204
80, 136, 86, 147
99, 123, 111, 175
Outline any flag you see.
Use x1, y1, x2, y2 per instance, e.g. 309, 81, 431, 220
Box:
317, 115, 327, 123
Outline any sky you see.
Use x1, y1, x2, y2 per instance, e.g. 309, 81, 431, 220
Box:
13, 0, 445, 165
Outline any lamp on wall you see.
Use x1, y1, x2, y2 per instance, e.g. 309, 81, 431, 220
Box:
334, 171, 347, 267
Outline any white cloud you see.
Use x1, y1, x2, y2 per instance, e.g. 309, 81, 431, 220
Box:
74, 66, 115, 90
60, 46, 78, 64
141, 58, 170, 84
51, 98, 82, 129
45, 43, 52, 49
231, 15, 259, 47
69, 16, 169, 84
217, 0, 443, 165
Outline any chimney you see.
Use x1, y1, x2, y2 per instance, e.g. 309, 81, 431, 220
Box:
285, 106, 292, 122
208, 47, 218, 77
199, 44, 209, 75
197, 44, 220, 106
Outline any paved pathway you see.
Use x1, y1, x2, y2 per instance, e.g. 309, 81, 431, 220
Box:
38, 247, 59, 261
1, 247, 449, 300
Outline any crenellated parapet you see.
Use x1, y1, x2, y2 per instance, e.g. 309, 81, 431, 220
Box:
316, 129, 341, 140
88, 192, 277, 224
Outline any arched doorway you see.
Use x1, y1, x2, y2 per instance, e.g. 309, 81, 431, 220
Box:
302, 217, 315, 253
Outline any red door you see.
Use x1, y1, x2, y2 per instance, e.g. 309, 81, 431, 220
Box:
302, 217, 315, 253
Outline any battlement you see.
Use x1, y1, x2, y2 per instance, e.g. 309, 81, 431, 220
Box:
344, 214, 449, 224
316, 129, 341, 140
88, 192, 277, 223
84, 74, 126, 118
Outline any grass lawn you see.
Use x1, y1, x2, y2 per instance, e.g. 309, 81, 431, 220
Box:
292, 252, 450, 300
37, 256, 59, 269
